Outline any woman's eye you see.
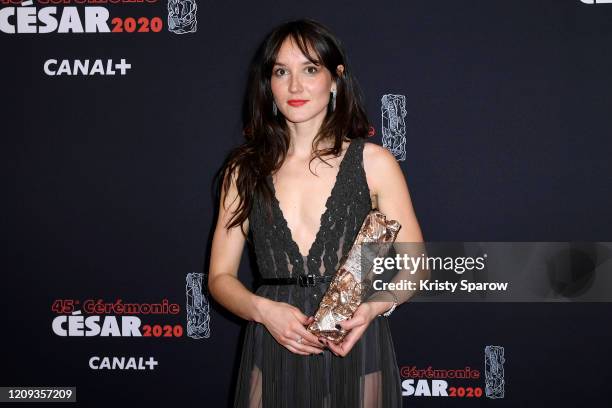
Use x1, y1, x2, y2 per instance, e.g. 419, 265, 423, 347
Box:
273, 66, 318, 77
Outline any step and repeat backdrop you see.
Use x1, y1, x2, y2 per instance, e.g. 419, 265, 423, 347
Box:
2, 0, 611, 406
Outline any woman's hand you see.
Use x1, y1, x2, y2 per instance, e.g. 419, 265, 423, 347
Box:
258, 298, 325, 356
321, 302, 382, 357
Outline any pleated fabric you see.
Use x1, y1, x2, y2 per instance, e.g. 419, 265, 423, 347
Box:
234, 137, 403, 408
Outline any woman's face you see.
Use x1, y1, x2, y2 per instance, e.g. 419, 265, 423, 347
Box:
270, 36, 343, 124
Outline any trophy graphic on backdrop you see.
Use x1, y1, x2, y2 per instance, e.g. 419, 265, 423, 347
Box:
485, 345, 505, 399
168, 0, 198, 34
381, 94, 407, 161
186, 272, 210, 339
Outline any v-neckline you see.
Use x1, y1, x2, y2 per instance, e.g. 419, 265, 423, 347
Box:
268, 141, 355, 261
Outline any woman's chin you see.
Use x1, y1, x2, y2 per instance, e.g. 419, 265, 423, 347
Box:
281, 110, 327, 124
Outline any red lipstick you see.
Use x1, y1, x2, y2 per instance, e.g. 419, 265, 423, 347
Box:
287, 100, 309, 107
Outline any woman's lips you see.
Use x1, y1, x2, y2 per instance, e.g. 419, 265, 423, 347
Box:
287, 100, 308, 107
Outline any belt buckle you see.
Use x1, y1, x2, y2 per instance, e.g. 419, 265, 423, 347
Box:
298, 274, 316, 287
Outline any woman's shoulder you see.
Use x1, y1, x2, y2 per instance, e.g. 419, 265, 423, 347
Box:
362, 139, 404, 196
362, 139, 397, 167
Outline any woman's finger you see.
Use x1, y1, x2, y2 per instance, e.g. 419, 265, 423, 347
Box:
325, 340, 342, 356
336, 326, 365, 355
294, 325, 324, 349
283, 331, 323, 354
338, 313, 367, 331
292, 337, 324, 354
324, 323, 368, 357
291, 308, 311, 325
287, 338, 322, 355
285, 344, 309, 356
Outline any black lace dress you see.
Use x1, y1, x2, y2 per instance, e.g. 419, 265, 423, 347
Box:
234, 137, 403, 407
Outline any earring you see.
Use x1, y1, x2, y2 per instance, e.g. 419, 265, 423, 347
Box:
272, 101, 278, 116
331, 89, 337, 112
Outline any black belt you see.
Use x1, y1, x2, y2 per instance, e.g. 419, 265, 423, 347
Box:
257, 274, 334, 287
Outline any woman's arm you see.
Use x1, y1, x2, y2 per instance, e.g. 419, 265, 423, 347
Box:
365, 142, 423, 243
207, 168, 324, 355
324, 142, 425, 355
363, 141, 426, 316
207, 170, 267, 323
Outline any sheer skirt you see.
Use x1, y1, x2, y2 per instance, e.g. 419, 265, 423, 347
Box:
233, 284, 403, 408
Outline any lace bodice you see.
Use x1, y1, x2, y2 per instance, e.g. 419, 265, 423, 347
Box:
249, 137, 371, 280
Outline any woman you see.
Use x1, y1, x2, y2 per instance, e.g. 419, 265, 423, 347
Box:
208, 19, 423, 407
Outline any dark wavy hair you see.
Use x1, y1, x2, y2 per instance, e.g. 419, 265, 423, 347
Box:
219, 18, 371, 240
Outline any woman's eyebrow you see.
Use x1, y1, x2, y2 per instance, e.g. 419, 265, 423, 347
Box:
273, 61, 317, 67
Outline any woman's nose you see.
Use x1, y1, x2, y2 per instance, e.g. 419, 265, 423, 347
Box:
289, 74, 303, 92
